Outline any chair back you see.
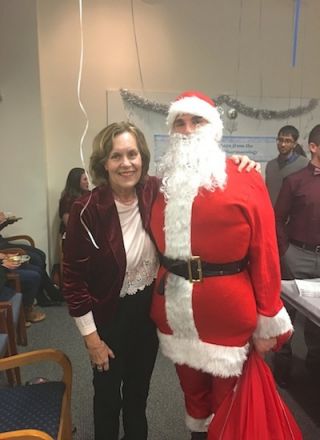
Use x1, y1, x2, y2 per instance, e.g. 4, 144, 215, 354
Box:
0, 428, 54, 439
0, 349, 72, 440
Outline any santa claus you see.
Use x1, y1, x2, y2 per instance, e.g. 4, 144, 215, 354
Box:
149, 91, 293, 440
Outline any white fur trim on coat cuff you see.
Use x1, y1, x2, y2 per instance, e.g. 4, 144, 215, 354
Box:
253, 307, 293, 339
185, 413, 213, 432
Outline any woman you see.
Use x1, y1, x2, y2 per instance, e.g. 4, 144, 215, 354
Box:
62, 121, 260, 440
59, 167, 89, 236
0, 251, 45, 325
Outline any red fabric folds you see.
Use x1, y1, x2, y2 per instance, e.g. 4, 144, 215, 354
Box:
208, 350, 302, 440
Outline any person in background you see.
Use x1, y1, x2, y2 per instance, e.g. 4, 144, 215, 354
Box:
62, 120, 260, 440
0, 211, 62, 306
59, 167, 89, 237
0, 251, 45, 325
149, 91, 293, 440
265, 125, 308, 206
274, 123, 320, 388
294, 143, 307, 157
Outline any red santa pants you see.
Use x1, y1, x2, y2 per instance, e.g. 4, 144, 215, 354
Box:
176, 364, 237, 425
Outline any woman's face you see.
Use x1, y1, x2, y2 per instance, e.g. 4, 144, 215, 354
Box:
80, 173, 89, 191
104, 132, 142, 195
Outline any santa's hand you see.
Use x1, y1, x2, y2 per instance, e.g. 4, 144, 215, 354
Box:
252, 336, 277, 356
84, 332, 115, 372
231, 154, 261, 173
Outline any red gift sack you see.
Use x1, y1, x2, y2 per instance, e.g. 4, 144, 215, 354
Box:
208, 350, 303, 440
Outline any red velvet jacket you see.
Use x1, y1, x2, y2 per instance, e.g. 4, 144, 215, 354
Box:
62, 176, 160, 327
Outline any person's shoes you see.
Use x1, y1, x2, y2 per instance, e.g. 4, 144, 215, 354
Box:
45, 285, 65, 302
273, 362, 291, 388
36, 291, 62, 307
25, 320, 32, 328
24, 306, 46, 324
191, 432, 207, 440
36, 297, 61, 307
305, 357, 320, 379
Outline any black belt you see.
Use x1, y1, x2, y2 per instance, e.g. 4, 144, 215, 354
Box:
158, 254, 248, 294
290, 239, 320, 253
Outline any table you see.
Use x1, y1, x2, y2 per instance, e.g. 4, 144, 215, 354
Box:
281, 280, 320, 327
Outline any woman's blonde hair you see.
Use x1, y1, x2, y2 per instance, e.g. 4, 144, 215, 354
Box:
89, 122, 150, 186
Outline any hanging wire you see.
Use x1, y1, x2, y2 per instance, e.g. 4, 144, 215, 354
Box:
258, 0, 264, 111
298, 3, 305, 135
128, 0, 153, 129
77, 0, 99, 249
130, 0, 145, 94
298, 4, 313, 141
234, 0, 243, 101
77, 0, 90, 183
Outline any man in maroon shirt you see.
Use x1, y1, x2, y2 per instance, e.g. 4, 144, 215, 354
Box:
274, 124, 320, 387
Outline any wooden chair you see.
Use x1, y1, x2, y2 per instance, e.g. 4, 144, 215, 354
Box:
4, 270, 28, 346
0, 309, 16, 385
0, 348, 72, 440
0, 269, 28, 385
0, 429, 54, 439
4, 235, 35, 247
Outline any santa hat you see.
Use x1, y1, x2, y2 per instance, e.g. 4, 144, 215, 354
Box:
167, 90, 223, 140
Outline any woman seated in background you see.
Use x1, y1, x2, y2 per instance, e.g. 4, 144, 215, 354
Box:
0, 251, 45, 325
59, 167, 89, 237
0, 211, 63, 306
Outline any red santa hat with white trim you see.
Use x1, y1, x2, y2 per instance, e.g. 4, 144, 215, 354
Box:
167, 90, 224, 141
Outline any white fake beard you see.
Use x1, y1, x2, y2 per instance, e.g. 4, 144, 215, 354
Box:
157, 124, 227, 201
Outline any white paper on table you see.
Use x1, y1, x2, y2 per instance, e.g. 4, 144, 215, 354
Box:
294, 279, 320, 298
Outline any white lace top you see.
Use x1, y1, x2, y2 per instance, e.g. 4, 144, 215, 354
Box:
116, 199, 158, 297
75, 198, 159, 336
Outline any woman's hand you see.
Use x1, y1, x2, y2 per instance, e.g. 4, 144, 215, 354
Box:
84, 331, 115, 372
253, 336, 277, 356
231, 155, 261, 173
0, 212, 6, 224
1, 253, 22, 270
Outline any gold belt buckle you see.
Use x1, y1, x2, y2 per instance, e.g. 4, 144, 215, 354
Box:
187, 256, 203, 283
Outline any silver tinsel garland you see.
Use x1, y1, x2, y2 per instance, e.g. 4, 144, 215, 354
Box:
120, 89, 168, 115
120, 88, 318, 120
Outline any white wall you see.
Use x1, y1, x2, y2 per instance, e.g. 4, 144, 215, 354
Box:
0, 0, 48, 255
1, 0, 320, 264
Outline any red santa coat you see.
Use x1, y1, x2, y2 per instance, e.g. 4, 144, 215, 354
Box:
150, 160, 292, 377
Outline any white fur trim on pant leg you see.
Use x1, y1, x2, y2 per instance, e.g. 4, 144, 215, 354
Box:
185, 413, 213, 432
253, 306, 293, 339
158, 332, 249, 377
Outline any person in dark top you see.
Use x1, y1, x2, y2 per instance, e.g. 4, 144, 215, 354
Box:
265, 125, 308, 206
274, 123, 320, 387
59, 167, 89, 236
0, 211, 62, 306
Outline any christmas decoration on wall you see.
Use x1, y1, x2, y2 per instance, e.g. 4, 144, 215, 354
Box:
227, 108, 238, 120
214, 95, 318, 120
120, 89, 168, 115
120, 89, 318, 121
